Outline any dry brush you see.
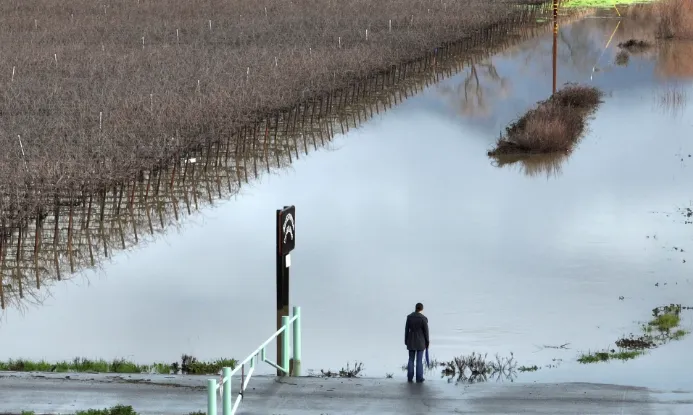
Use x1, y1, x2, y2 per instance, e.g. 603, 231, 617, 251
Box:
488, 84, 603, 157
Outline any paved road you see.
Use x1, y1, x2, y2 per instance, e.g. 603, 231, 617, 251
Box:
1, 372, 693, 414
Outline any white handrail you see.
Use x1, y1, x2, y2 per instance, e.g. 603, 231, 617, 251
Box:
214, 313, 298, 391
207, 306, 301, 415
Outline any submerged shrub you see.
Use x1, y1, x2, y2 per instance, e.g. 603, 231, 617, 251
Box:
488, 84, 603, 156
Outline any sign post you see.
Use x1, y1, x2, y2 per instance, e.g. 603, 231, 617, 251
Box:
276, 205, 295, 376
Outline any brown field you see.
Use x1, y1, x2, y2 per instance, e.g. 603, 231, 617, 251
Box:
656, 0, 693, 39
487, 84, 603, 156
0, 0, 552, 224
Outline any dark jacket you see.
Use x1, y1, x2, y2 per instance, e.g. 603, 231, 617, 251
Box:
405, 311, 429, 351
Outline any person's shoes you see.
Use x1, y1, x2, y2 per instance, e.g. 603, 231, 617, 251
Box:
416, 379, 425, 383
407, 379, 413, 383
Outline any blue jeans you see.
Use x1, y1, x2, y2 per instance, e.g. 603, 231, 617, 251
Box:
407, 350, 424, 382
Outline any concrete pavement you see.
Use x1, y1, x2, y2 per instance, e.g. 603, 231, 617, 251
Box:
1, 372, 693, 414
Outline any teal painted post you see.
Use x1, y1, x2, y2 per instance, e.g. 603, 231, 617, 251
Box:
222, 367, 232, 414
281, 315, 290, 375
292, 306, 302, 376
207, 379, 217, 415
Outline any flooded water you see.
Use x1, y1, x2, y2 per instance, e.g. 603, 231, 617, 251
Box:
2, 5, 693, 392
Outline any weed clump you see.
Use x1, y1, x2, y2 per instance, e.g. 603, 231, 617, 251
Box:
617, 39, 652, 53
615, 50, 631, 66
441, 352, 517, 383
577, 350, 644, 364
487, 84, 603, 157
172, 354, 237, 375
75, 405, 138, 415
313, 361, 364, 378
615, 336, 655, 350
578, 304, 690, 364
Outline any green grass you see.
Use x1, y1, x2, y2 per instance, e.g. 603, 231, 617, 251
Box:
19, 406, 207, 414
577, 350, 644, 364
185, 358, 238, 375
648, 313, 681, 332
75, 405, 138, 415
671, 329, 688, 340
0, 355, 236, 375
0, 358, 147, 374
562, 0, 654, 7
518, 365, 539, 372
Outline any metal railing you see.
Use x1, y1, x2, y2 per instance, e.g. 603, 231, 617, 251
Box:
207, 306, 302, 415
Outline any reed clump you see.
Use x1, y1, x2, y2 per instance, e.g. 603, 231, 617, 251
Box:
488, 84, 603, 156
0, 0, 549, 226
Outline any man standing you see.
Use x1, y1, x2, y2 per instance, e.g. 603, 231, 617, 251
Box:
404, 302, 429, 383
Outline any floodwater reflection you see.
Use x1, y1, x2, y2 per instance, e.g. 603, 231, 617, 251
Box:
491, 152, 571, 178
0, 11, 565, 316
2, 4, 693, 393
444, 5, 693, 178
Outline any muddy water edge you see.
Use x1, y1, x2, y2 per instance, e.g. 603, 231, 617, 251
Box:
2, 3, 693, 393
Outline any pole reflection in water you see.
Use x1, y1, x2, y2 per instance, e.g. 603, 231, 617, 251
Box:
553, 0, 559, 94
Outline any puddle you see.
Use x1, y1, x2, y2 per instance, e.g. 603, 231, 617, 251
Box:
1, 5, 693, 392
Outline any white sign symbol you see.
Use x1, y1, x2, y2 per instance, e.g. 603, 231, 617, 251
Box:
282, 213, 294, 244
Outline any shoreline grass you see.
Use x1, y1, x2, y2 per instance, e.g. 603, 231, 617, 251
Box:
577, 304, 690, 364
18, 406, 205, 415
0, 0, 554, 226
487, 84, 603, 157
0, 355, 237, 375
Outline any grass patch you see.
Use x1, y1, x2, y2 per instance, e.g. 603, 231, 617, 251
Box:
648, 313, 680, 331
577, 350, 644, 364
562, 0, 655, 8
518, 365, 539, 372
0, 354, 236, 375
578, 304, 690, 364
20, 408, 206, 415
672, 329, 689, 340
75, 405, 138, 415
487, 84, 603, 157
